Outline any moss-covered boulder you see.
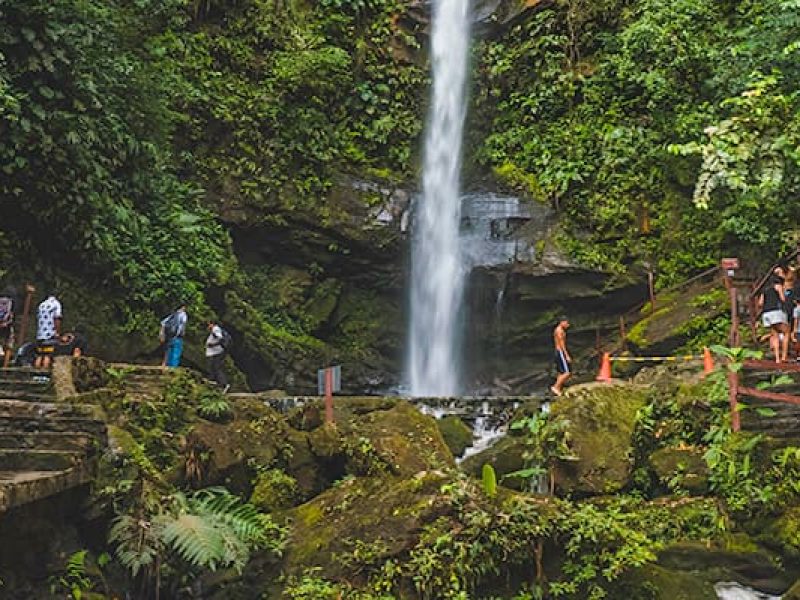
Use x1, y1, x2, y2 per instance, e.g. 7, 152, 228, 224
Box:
767, 506, 800, 558
658, 541, 796, 595
460, 434, 528, 491
285, 428, 336, 499
649, 446, 709, 495
551, 382, 648, 495
249, 469, 300, 512
185, 412, 286, 490
612, 538, 797, 599
609, 563, 717, 599
437, 415, 473, 458
339, 401, 454, 476
284, 471, 452, 578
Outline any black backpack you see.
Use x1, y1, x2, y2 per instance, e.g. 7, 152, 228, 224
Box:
219, 327, 232, 350
161, 312, 181, 340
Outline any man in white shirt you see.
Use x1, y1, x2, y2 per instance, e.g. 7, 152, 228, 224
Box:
205, 320, 229, 392
34, 292, 63, 368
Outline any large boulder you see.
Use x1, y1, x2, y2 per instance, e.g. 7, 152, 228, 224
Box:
339, 401, 455, 476
283, 472, 451, 579
186, 418, 284, 491
437, 415, 474, 458
460, 434, 528, 491
649, 446, 709, 495
612, 539, 798, 599
551, 382, 648, 495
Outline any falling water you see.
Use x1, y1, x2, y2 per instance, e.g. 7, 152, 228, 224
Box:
407, 0, 472, 396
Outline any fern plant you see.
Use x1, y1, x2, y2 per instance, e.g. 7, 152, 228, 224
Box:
197, 390, 233, 421
109, 487, 286, 592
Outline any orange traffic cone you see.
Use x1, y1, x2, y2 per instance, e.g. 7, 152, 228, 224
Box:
702, 347, 714, 377
596, 352, 612, 382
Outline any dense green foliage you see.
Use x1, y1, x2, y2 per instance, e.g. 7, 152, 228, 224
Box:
473, 0, 800, 279
2, 0, 799, 379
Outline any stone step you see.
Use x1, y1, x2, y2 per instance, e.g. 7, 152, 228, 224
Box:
0, 368, 51, 382
0, 389, 56, 402
0, 415, 106, 436
0, 467, 92, 513
0, 399, 101, 419
0, 432, 94, 452
0, 449, 84, 471
0, 377, 53, 391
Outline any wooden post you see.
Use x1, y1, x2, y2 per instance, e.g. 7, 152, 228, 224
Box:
728, 280, 740, 347
324, 367, 334, 424
647, 269, 656, 314
619, 316, 627, 351
721, 258, 740, 347
17, 284, 35, 349
728, 367, 740, 432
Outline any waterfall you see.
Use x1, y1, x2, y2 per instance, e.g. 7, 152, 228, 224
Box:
407, 0, 472, 397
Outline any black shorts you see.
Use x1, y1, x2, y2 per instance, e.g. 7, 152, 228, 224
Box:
555, 350, 571, 374
36, 340, 57, 357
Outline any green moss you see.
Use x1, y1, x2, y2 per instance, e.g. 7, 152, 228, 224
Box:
492, 162, 545, 201
768, 506, 800, 556
649, 447, 709, 495
437, 416, 473, 458
250, 469, 300, 512
610, 563, 717, 599
550, 382, 648, 494
627, 307, 672, 348
461, 434, 528, 491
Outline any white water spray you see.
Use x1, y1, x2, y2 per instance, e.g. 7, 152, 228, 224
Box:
408, 0, 472, 397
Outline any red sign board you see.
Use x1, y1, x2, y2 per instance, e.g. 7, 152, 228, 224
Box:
721, 258, 740, 270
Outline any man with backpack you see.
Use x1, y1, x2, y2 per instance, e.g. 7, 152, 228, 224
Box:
0, 292, 14, 368
205, 319, 230, 392
160, 303, 188, 368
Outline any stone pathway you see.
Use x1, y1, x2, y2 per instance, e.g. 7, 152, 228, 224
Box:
0, 367, 106, 513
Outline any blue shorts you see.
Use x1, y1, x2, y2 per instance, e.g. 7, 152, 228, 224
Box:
555, 350, 571, 374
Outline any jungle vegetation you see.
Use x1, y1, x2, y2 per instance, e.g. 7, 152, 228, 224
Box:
1, 0, 798, 377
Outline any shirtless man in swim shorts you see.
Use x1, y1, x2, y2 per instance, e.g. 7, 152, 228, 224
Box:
551, 317, 572, 396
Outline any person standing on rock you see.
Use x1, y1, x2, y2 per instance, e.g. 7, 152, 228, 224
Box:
551, 317, 572, 397
205, 319, 230, 393
160, 303, 188, 368
34, 290, 63, 369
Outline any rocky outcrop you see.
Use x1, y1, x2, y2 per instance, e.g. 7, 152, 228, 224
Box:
335, 400, 455, 477
437, 415, 474, 458
612, 538, 800, 598
460, 434, 528, 490
284, 471, 451, 579
649, 446, 709, 495
551, 382, 648, 495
